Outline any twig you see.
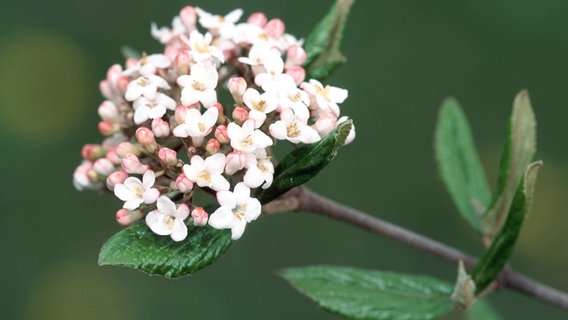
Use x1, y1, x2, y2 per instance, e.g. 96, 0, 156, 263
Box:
263, 187, 568, 311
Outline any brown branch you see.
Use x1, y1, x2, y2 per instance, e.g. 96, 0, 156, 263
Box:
263, 187, 568, 311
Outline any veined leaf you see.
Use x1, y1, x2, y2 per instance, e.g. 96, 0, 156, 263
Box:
481, 90, 536, 235
303, 0, 354, 81
472, 161, 542, 293
257, 121, 352, 204
435, 98, 491, 232
99, 223, 232, 278
279, 265, 454, 320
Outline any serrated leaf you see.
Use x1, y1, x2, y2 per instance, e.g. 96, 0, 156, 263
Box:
435, 98, 491, 232
481, 90, 536, 235
466, 299, 503, 320
472, 161, 542, 293
256, 121, 352, 204
303, 0, 354, 81
279, 265, 454, 320
99, 223, 232, 278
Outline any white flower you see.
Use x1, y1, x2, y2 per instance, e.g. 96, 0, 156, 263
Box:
177, 61, 218, 108
151, 17, 188, 45
114, 170, 160, 210
254, 50, 285, 89
123, 54, 171, 77
208, 182, 261, 240
269, 107, 321, 144
242, 88, 277, 126
125, 75, 170, 102
186, 30, 225, 63
172, 107, 218, 146
132, 93, 177, 124
183, 154, 230, 191
243, 149, 274, 189
145, 196, 190, 242
228, 120, 273, 153
301, 79, 348, 116
196, 7, 242, 38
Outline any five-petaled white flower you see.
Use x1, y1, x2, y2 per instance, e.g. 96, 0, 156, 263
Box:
123, 53, 171, 77
301, 79, 348, 117
125, 75, 171, 102
132, 93, 177, 124
242, 88, 277, 126
177, 61, 219, 108
145, 196, 190, 242
208, 182, 261, 240
172, 107, 218, 146
183, 154, 230, 191
228, 120, 273, 153
269, 107, 321, 144
186, 30, 225, 63
114, 170, 160, 210
243, 149, 274, 189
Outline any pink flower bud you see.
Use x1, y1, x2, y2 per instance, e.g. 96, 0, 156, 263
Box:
135, 127, 156, 145
81, 144, 105, 161
174, 105, 188, 124
265, 18, 285, 39
191, 207, 208, 226
125, 57, 138, 70
106, 171, 128, 190
158, 147, 178, 166
98, 120, 119, 136
175, 50, 191, 75
176, 173, 194, 193
121, 153, 149, 174
105, 147, 122, 164
215, 125, 230, 144
180, 6, 197, 30
106, 64, 122, 85
116, 209, 144, 226
228, 77, 247, 104
164, 46, 179, 61
313, 113, 337, 137
98, 100, 119, 121
232, 106, 249, 124
117, 76, 130, 93
94, 158, 115, 176
247, 12, 267, 27
99, 80, 113, 100
286, 45, 307, 66
205, 138, 220, 155
151, 118, 170, 137
285, 66, 306, 85
116, 142, 140, 158
225, 151, 246, 175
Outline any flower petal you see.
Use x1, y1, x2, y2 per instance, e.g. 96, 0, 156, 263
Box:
171, 219, 188, 242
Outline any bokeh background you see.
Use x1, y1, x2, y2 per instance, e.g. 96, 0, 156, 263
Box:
1, 0, 568, 319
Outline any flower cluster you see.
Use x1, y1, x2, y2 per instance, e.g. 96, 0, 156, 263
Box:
73, 6, 355, 241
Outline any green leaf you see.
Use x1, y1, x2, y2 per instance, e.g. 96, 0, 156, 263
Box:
434, 98, 491, 232
466, 299, 503, 320
257, 121, 352, 203
279, 265, 454, 320
303, 0, 354, 81
120, 46, 141, 59
481, 90, 537, 235
99, 223, 232, 278
472, 161, 542, 293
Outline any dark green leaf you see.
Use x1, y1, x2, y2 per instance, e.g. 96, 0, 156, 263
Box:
99, 223, 232, 278
257, 121, 352, 203
472, 161, 542, 293
481, 90, 536, 235
435, 98, 491, 232
303, 0, 354, 81
466, 299, 503, 320
279, 265, 454, 320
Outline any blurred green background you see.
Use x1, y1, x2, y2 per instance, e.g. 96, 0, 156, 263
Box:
2, 0, 568, 319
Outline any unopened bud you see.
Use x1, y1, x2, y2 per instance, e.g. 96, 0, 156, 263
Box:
116, 142, 140, 158
286, 45, 307, 66
99, 80, 113, 100
116, 209, 144, 226
225, 151, 246, 175
125, 57, 138, 70
164, 46, 179, 61
286, 66, 306, 85
265, 18, 285, 39
121, 153, 149, 174
135, 127, 157, 152
82, 144, 105, 161
105, 147, 122, 164
116, 76, 130, 93
180, 6, 197, 30
191, 207, 208, 226
175, 173, 194, 193
158, 147, 178, 166
152, 118, 170, 137
228, 77, 247, 104
232, 106, 249, 124
174, 105, 188, 124
98, 100, 119, 121
94, 158, 115, 176
247, 12, 267, 27
205, 138, 220, 155
106, 64, 122, 85
106, 171, 128, 190
98, 120, 119, 136
215, 125, 230, 144
176, 50, 191, 75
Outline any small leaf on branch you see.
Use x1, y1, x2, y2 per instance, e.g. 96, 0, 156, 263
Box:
472, 161, 542, 293
435, 98, 491, 232
303, 0, 354, 81
98, 223, 232, 278
120, 46, 142, 60
257, 121, 352, 204
279, 265, 454, 320
481, 90, 537, 236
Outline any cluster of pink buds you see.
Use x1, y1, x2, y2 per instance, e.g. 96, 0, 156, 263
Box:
74, 6, 355, 241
